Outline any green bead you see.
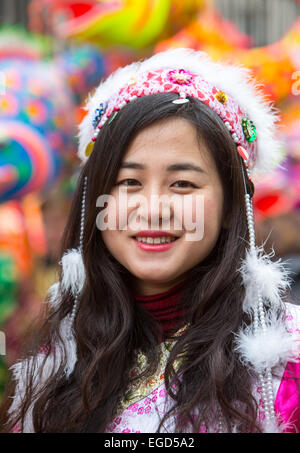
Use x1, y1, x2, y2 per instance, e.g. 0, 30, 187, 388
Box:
241, 117, 257, 142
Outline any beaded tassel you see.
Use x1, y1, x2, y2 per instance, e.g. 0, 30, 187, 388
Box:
68, 176, 88, 335
244, 192, 277, 428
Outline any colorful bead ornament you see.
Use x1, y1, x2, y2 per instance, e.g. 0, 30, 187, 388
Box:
215, 91, 228, 104
167, 69, 194, 86
92, 102, 107, 128
237, 145, 249, 161
241, 117, 257, 143
85, 141, 94, 157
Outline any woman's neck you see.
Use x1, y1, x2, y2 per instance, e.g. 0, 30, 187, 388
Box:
133, 278, 188, 339
131, 275, 188, 297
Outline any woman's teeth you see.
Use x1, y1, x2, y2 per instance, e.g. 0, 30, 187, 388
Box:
135, 236, 177, 244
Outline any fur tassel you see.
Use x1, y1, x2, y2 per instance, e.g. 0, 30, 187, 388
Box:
262, 417, 285, 433
234, 312, 298, 372
7, 313, 77, 432
46, 282, 61, 309
58, 314, 78, 379
239, 246, 291, 312
59, 248, 85, 296
8, 351, 60, 432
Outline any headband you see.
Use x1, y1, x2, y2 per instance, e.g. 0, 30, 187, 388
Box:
78, 48, 284, 176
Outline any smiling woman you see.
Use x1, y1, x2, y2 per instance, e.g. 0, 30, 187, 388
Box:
101, 115, 224, 296
1, 49, 299, 434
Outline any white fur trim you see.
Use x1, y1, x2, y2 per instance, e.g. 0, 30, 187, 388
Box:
46, 282, 61, 309
261, 417, 285, 433
59, 248, 85, 296
239, 246, 291, 312
58, 314, 78, 379
234, 311, 298, 372
7, 314, 77, 432
78, 48, 283, 174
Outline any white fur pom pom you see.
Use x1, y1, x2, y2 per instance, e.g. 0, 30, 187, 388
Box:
262, 417, 285, 433
58, 315, 78, 379
239, 247, 291, 312
234, 314, 298, 372
59, 248, 85, 296
46, 282, 61, 309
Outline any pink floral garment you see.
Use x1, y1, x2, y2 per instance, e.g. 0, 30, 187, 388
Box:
106, 303, 300, 433
10, 303, 300, 433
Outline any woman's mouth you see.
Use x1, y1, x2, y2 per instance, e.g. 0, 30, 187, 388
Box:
132, 235, 179, 252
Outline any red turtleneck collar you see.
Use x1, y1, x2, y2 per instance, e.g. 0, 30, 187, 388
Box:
133, 280, 187, 336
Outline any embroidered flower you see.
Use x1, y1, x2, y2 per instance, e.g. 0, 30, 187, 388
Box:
167, 69, 194, 86
130, 402, 139, 412
159, 389, 167, 398
144, 405, 151, 414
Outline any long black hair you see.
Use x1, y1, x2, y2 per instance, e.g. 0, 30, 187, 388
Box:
1, 92, 259, 433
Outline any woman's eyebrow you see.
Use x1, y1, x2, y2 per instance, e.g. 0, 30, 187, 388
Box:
120, 161, 206, 174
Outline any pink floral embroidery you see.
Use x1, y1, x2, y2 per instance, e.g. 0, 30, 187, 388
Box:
167, 69, 194, 86
144, 405, 151, 414
284, 315, 294, 321
159, 389, 167, 398
130, 403, 139, 412
199, 423, 207, 433
12, 424, 21, 433
38, 343, 52, 355
259, 411, 266, 421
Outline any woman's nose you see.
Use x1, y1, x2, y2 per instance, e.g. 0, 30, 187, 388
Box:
135, 188, 174, 229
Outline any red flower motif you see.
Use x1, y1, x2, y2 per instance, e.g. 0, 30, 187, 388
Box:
167, 69, 194, 86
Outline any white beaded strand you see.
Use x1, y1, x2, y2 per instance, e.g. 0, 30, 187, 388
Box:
68, 176, 88, 335
244, 191, 277, 428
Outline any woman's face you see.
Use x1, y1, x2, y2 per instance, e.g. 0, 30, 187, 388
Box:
101, 117, 224, 295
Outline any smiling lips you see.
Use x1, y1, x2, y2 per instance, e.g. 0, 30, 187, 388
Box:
132, 230, 179, 251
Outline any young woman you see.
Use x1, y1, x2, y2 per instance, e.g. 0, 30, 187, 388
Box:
1, 49, 299, 433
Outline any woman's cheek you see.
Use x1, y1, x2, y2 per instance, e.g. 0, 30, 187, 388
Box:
202, 194, 223, 241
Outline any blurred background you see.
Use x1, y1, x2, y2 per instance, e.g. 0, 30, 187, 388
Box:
0, 0, 299, 402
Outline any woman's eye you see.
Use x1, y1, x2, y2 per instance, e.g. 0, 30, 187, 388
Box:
172, 180, 197, 188
115, 179, 196, 188
116, 178, 141, 186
